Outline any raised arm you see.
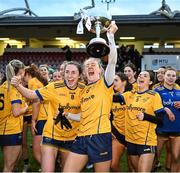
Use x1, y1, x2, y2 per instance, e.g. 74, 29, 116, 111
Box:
11, 76, 38, 100
104, 21, 118, 86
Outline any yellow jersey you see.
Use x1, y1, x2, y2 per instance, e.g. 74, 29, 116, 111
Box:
124, 90, 163, 146
111, 92, 126, 135
78, 78, 113, 136
23, 97, 32, 117
35, 80, 85, 141
28, 77, 48, 121
0, 81, 23, 135
132, 81, 138, 91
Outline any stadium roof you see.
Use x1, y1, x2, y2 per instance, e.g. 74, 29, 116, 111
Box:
0, 14, 180, 41
0, 14, 180, 26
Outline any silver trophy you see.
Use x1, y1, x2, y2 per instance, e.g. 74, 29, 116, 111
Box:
75, 2, 112, 58
87, 16, 111, 58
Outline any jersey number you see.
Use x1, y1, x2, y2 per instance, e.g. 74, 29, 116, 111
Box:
0, 93, 4, 110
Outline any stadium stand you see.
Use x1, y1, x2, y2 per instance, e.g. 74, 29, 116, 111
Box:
0, 50, 88, 70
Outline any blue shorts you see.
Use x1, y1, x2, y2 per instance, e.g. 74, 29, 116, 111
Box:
157, 131, 180, 137
42, 136, 74, 151
35, 120, 46, 135
71, 133, 112, 164
111, 125, 126, 146
23, 115, 32, 124
0, 133, 22, 146
127, 142, 156, 155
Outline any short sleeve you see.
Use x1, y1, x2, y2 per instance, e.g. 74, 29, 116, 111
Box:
10, 86, 22, 104
35, 82, 55, 102
153, 92, 164, 114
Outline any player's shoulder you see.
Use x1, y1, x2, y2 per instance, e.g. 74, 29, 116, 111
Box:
152, 83, 161, 89
147, 90, 157, 96
54, 80, 65, 89
154, 85, 165, 92
77, 82, 86, 89
174, 83, 180, 90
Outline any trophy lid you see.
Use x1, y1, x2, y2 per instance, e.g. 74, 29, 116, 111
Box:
87, 7, 112, 21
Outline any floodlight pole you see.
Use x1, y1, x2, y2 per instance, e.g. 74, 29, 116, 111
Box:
101, 0, 115, 11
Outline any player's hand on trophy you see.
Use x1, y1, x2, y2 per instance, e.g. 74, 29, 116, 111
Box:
107, 21, 118, 34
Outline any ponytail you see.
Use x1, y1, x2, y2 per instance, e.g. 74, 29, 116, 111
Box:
6, 59, 25, 90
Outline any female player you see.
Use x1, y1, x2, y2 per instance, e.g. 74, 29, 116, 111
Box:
153, 66, 166, 89
153, 66, 179, 171
11, 61, 84, 172
111, 72, 132, 171
0, 60, 28, 171
39, 64, 51, 82
52, 70, 62, 82
23, 64, 48, 165
115, 70, 168, 171
40, 61, 84, 171
62, 22, 118, 172
155, 67, 180, 172
124, 63, 138, 91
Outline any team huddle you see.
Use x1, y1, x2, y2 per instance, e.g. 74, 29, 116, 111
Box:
0, 23, 180, 172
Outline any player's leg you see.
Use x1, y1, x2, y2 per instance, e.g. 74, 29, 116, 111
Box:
170, 136, 180, 172
111, 137, 125, 171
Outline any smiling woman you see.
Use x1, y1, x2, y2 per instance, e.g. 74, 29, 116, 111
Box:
63, 22, 118, 172
10, 60, 85, 172
112, 70, 170, 172
155, 67, 180, 172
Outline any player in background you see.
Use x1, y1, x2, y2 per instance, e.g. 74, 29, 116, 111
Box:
11, 61, 84, 172
0, 60, 28, 171
111, 72, 132, 171
23, 64, 48, 166
124, 63, 138, 91
155, 67, 180, 172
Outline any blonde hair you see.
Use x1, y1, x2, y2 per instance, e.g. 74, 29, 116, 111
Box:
83, 58, 104, 76
6, 59, 25, 90
165, 66, 177, 74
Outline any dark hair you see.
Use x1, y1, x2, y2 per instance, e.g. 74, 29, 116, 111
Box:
25, 64, 48, 86
124, 63, 137, 72
62, 45, 70, 51
146, 70, 155, 89
64, 61, 82, 75
116, 72, 133, 92
159, 66, 166, 69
